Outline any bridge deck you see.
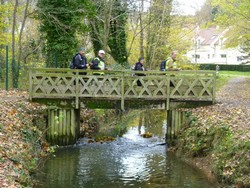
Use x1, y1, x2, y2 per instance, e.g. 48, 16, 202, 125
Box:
29, 69, 216, 110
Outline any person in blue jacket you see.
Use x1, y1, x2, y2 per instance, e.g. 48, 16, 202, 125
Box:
134, 57, 146, 86
71, 47, 88, 75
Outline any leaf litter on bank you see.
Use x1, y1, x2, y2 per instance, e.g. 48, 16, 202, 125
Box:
0, 89, 48, 188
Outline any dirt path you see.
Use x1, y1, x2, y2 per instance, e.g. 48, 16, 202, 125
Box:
216, 77, 250, 108
196, 76, 250, 137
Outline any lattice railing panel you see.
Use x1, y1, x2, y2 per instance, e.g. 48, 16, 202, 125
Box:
124, 76, 168, 99
170, 76, 214, 99
31, 75, 76, 97
79, 76, 122, 98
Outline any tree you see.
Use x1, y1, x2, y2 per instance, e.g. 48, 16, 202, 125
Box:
145, 0, 173, 69
108, 0, 128, 66
11, 0, 18, 88
0, 1, 11, 81
89, 0, 128, 67
127, 0, 193, 69
37, 0, 93, 68
211, 0, 250, 58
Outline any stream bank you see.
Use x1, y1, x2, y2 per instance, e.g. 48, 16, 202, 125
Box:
0, 90, 53, 187
174, 77, 250, 188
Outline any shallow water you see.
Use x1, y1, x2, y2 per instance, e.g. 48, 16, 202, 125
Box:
35, 115, 216, 188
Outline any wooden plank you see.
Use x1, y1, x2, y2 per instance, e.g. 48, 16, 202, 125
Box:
121, 73, 125, 111
50, 109, 55, 145
212, 72, 216, 104
75, 109, 80, 139
62, 109, 67, 145
66, 109, 71, 145
70, 109, 75, 144
166, 110, 172, 142
47, 109, 51, 143
58, 110, 63, 145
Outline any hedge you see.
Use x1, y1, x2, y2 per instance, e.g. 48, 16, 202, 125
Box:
199, 64, 250, 72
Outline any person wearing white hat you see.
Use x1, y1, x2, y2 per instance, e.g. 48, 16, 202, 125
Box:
91, 50, 106, 75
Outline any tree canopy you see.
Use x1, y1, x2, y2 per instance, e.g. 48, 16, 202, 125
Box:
37, 0, 94, 68
211, 0, 250, 55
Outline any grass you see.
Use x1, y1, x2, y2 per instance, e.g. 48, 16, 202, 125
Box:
218, 71, 250, 77
216, 71, 250, 92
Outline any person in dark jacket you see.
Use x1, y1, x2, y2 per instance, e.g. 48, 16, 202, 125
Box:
73, 47, 88, 75
134, 57, 146, 86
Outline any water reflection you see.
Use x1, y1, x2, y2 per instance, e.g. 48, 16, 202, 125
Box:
35, 110, 216, 188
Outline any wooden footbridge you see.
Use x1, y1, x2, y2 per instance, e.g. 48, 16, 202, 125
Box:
29, 68, 216, 145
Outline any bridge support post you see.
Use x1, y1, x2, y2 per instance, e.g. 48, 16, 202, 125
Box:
47, 108, 80, 146
166, 109, 186, 145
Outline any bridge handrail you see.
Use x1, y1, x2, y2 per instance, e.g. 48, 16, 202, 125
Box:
30, 68, 215, 73
29, 68, 216, 110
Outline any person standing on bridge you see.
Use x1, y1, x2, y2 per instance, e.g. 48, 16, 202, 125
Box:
70, 47, 88, 75
90, 50, 106, 75
134, 57, 146, 86
160, 51, 180, 71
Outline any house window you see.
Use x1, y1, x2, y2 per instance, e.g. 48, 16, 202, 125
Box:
237, 56, 242, 62
197, 39, 201, 48
208, 54, 210, 59
221, 54, 227, 58
195, 54, 200, 59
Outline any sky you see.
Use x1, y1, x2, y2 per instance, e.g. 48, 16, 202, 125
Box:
173, 0, 206, 15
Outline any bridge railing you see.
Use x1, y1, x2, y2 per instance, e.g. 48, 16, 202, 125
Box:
29, 68, 216, 110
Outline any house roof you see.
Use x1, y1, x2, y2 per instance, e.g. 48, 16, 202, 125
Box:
198, 27, 226, 45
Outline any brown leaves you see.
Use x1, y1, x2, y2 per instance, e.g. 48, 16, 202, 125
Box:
180, 77, 250, 186
0, 89, 47, 188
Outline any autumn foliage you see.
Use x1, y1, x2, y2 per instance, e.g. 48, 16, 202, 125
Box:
0, 90, 52, 187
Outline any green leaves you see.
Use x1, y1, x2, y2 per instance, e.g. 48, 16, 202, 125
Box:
211, 0, 250, 53
37, 0, 93, 68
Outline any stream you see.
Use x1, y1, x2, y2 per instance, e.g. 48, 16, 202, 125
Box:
35, 112, 217, 188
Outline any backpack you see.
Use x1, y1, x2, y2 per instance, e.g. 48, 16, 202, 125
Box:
90, 58, 95, 69
69, 61, 75, 69
160, 60, 166, 71
90, 57, 101, 69
69, 54, 78, 69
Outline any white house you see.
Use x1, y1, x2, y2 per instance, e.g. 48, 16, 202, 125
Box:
186, 27, 247, 65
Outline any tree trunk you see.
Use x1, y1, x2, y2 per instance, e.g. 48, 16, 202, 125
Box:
149, 0, 168, 69
103, 0, 113, 52
139, 0, 144, 58
17, 0, 30, 83
12, 0, 18, 88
